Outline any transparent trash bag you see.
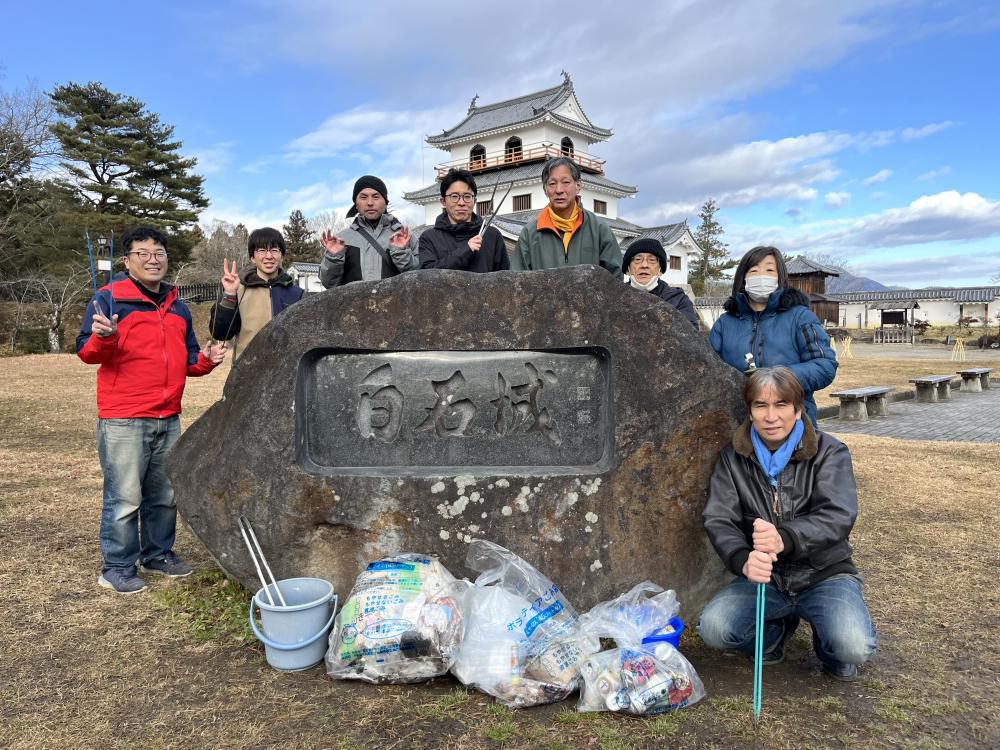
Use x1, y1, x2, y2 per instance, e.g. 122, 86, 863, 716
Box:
451, 539, 600, 707
326, 554, 465, 684
576, 582, 705, 715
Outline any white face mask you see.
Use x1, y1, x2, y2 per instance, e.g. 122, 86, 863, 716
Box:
745, 276, 779, 302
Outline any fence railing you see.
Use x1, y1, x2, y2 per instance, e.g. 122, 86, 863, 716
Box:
176, 282, 223, 304
435, 142, 605, 179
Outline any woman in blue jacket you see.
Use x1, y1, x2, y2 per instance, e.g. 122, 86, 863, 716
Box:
709, 246, 837, 425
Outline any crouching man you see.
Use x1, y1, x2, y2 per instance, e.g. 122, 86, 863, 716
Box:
697, 366, 876, 681
77, 226, 226, 594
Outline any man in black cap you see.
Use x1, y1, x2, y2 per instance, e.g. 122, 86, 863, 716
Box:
623, 238, 699, 327
319, 175, 418, 287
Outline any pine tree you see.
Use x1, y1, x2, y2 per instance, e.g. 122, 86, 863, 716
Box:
48, 82, 208, 266
282, 209, 318, 264
689, 199, 735, 296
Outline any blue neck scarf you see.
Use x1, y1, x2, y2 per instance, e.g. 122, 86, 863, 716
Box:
750, 419, 805, 486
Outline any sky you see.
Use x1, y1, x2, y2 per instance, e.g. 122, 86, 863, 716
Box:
3, 0, 999, 287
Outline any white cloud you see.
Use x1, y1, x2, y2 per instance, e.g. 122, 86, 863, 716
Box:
190, 142, 234, 176
917, 166, 952, 181
852, 250, 1000, 286
863, 168, 893, 187
730, 191, 1000, 259
901, 121, 954, 140
825, 191, 852, 208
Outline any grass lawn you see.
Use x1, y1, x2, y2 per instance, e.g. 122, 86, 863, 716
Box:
1, 353, 997, 749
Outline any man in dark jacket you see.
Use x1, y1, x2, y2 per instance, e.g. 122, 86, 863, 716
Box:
78, 226, 226, 594
318, 175, 418, 286
622, 238, 698, 327
209, 227, 305, 360
419, 168, 509, 272
697, 366, 876, 681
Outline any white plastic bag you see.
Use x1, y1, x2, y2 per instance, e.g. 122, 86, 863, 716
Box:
575, 581, 705, 715
325, 554, 465, 684
451, 540, 599, 707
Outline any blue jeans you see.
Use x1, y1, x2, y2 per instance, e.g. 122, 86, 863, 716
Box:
97, 416, 181, 572
697, 574, 876, 670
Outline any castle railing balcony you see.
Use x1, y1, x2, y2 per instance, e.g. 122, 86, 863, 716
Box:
435, 142, 605, 179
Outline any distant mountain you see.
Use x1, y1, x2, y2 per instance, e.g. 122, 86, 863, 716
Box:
826, 269, 892, 293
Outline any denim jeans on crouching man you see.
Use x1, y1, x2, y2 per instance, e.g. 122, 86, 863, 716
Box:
97, 416, 181, 573
697, 573, 877, 671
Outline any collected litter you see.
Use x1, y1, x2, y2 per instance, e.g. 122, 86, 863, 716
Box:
450, 540, 600, 708
325, 554, 465, 684
576, 581, 705, 715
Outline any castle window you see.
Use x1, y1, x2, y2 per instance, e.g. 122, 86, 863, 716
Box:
470, 144, 486, 170
669, 255, 682, 271
477, 199, 493, 216
593, 199, 607, 215
504, 136, 522, 163
561, 136, 574, 157
512, 194, 532, 211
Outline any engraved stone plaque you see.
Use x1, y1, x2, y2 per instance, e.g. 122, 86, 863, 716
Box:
297, 349, 612, 475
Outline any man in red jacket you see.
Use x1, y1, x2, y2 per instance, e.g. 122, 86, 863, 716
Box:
77, 226, 226, 594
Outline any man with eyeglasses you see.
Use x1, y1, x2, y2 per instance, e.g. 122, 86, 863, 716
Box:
318, 175, 418, 287
510, 156, 621, 277
418, 168, 509, 272
77, 226, 227, 595
209, 227, 305, 359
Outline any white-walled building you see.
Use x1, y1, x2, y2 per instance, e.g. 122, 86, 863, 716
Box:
694, 286, 1000, 333
832, 287, 1000, 329
288, 262, 325, 293
404, 73, 701, 288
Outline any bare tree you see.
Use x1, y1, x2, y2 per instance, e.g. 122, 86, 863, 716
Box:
0, 83, 58, 268
0, 268, 89, 352
174, 221, 251, 284
0, 276, 37, 351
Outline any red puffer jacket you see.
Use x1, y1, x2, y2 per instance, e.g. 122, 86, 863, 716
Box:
77, 276, 217, 418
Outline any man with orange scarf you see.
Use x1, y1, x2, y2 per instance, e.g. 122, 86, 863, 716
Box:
510, 157, 622, 277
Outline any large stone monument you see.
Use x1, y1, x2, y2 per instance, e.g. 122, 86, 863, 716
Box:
169, 267, 745, 619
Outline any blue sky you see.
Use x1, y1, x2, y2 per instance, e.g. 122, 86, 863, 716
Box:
4, 1, 999, 287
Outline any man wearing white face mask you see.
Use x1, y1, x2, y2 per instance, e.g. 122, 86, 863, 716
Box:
709, 246, 837, 425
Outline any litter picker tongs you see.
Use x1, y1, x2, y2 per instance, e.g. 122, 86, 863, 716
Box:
479, 179, 514, 237
238, 514, 287, 607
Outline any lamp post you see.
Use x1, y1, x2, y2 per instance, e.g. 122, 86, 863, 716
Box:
96, 235, 111, 283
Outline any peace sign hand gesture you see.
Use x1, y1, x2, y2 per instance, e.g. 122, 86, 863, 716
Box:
221, 259, 240, 296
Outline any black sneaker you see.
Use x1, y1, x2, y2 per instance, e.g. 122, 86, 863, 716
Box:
98, 567, 148, 594
761, 616, 798, 665
822, 663, 859, 682
762, 640, 786, 665
142, 552, 193, 578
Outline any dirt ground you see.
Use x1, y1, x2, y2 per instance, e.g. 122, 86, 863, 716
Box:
1, 353, 998, 750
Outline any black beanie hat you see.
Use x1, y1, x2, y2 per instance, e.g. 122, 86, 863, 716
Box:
623, 238, 667, 274
347, 175, 389, 217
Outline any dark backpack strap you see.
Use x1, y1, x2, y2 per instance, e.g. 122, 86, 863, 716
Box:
353, 221, 393, 267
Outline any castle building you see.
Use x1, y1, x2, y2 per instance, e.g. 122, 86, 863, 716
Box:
403, 73, 701, 287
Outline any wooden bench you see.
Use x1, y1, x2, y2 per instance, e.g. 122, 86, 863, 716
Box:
829, 386, 895, 421
957, 367, 994, 393
908, 375, 959, 403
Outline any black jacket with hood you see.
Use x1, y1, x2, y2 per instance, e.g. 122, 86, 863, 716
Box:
702, 416, 859, 594
418, 212, 509, 272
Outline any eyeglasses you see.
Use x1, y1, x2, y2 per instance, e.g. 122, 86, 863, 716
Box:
253, 248, 282, 256
445, 193, 476, 204
128, 250, 168, 261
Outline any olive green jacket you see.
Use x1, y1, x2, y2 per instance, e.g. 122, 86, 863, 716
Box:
511, 207, 622, 277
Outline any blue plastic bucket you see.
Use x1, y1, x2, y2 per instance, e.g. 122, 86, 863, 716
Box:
641, 616, 685, 650
249, 577, 337, 671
